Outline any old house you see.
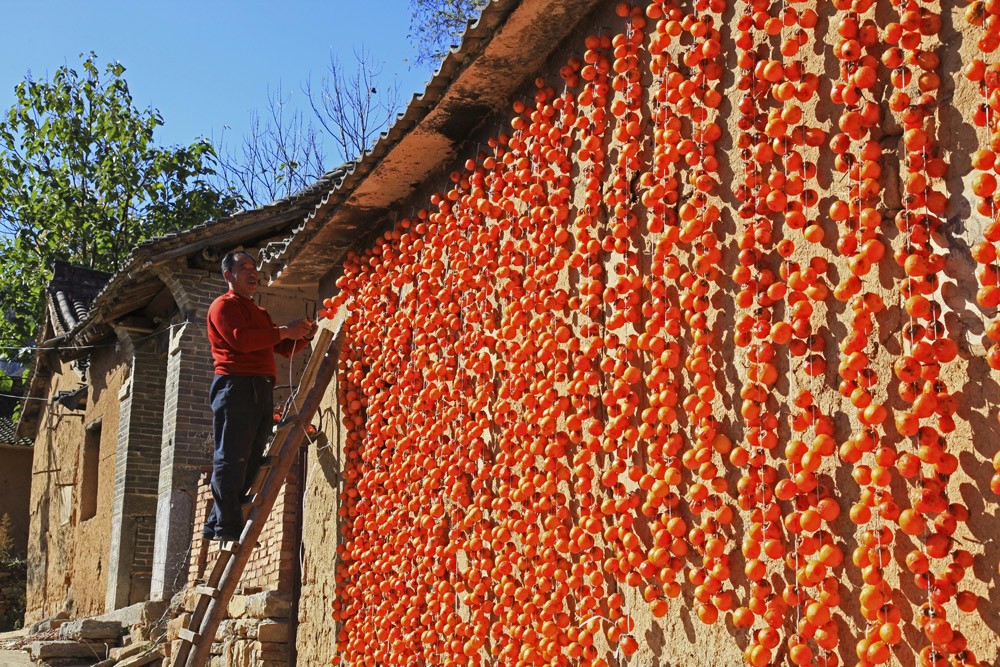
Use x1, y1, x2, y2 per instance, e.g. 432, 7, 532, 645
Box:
16, 171, 343, 628
14, 0, 1000, 665
0, 419, 31, 563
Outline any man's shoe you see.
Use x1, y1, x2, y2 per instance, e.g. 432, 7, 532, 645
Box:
212, 531, 242, 543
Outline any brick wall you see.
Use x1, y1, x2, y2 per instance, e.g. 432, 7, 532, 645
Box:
151, 266, 226, 600
188, 466, 300, 594
107, 329, 167, 610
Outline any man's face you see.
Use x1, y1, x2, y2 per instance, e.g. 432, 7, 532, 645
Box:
226, 254, 259, 299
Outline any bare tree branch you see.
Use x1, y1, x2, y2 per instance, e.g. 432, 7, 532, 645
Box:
306, 46, 401, 164
214, 84, 327, 207
407, 0, 488, 67
214, 49, 401, 208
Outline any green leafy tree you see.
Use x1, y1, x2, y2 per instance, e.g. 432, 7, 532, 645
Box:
408, 0, 489, 67
0, 53, 238, 357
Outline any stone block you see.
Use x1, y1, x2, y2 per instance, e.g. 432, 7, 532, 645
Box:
141, 601, 169, 627
226, 594, 248, 619
115, 650, 162, 667
165, 613, 190, 642
97, 600, 138, 630
109, 642, 147, 661
256, 621, 289, 643
95, 600, 170, 631
243, 591, 290, 619
29, 616, 69, 633
58, 619, 123, 642
178, 585, 202, 613
29, 640, 102, 659
228, 638, 254, 664
130, 623, 152, 644
220, 618, 257, 639
258, 643, 290, 662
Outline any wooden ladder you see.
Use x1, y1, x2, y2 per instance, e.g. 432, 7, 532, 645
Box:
171, 326, 341, 667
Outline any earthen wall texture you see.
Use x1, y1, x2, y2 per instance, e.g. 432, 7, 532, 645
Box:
25, 349, 128, 623
0, 445, 32, 630
298, 1, 1000, 666
0, 446, 34, 558
296, 386, 342, 666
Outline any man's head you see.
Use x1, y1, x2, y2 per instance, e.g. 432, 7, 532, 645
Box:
221, 251, 259, 299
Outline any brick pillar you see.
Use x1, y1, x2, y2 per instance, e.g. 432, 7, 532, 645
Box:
106, 329, 167, 611
150, 267, 225, 600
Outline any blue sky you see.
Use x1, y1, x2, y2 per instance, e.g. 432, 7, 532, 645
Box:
0, 1, 441, 151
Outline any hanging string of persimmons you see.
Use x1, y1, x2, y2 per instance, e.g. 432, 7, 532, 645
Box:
318, 0, 995, 665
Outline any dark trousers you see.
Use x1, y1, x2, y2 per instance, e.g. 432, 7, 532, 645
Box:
203, 375, 274, 539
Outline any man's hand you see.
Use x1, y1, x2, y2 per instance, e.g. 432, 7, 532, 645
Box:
279, 318, 316, 340
304, 319, 319, 341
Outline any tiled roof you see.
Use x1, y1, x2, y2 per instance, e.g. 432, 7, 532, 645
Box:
46, 261, 112, 336
0, 416, 30, 446
63, 165, 349, 349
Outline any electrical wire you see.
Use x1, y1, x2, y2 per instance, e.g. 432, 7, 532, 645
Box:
0, 321, 192, 354
0, 391, 49, 402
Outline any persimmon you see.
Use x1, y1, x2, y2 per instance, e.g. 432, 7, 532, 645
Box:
318, 4, 998, 665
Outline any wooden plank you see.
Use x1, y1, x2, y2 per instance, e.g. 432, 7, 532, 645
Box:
146, 208, 307, 268
205, 547, 234, 587
194, 586, 218, 599
178, 628, 199, 643
172, 642, 192, 667
188, 595, 211, 630
171, 532, 238, 666
179, 326, 341, 667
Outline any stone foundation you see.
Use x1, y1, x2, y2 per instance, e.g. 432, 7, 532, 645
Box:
165, 589, 290, 667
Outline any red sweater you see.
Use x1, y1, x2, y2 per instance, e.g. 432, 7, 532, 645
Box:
207, 291, 308, 378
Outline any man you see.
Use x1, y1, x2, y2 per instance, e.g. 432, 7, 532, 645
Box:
202, 250, 317, 542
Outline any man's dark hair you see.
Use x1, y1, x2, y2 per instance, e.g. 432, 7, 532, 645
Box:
221, 250, 255, 276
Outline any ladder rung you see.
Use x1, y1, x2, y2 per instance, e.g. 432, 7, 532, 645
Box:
178, 628, 199, 644
194, 586, 218, 599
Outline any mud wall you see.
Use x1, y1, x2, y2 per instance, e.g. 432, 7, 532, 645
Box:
0, 445, 33, 558
301, 1, 1000, 666
25, 350, 127, 623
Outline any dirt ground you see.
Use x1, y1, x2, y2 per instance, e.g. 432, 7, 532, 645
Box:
0, 647, 32, 665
